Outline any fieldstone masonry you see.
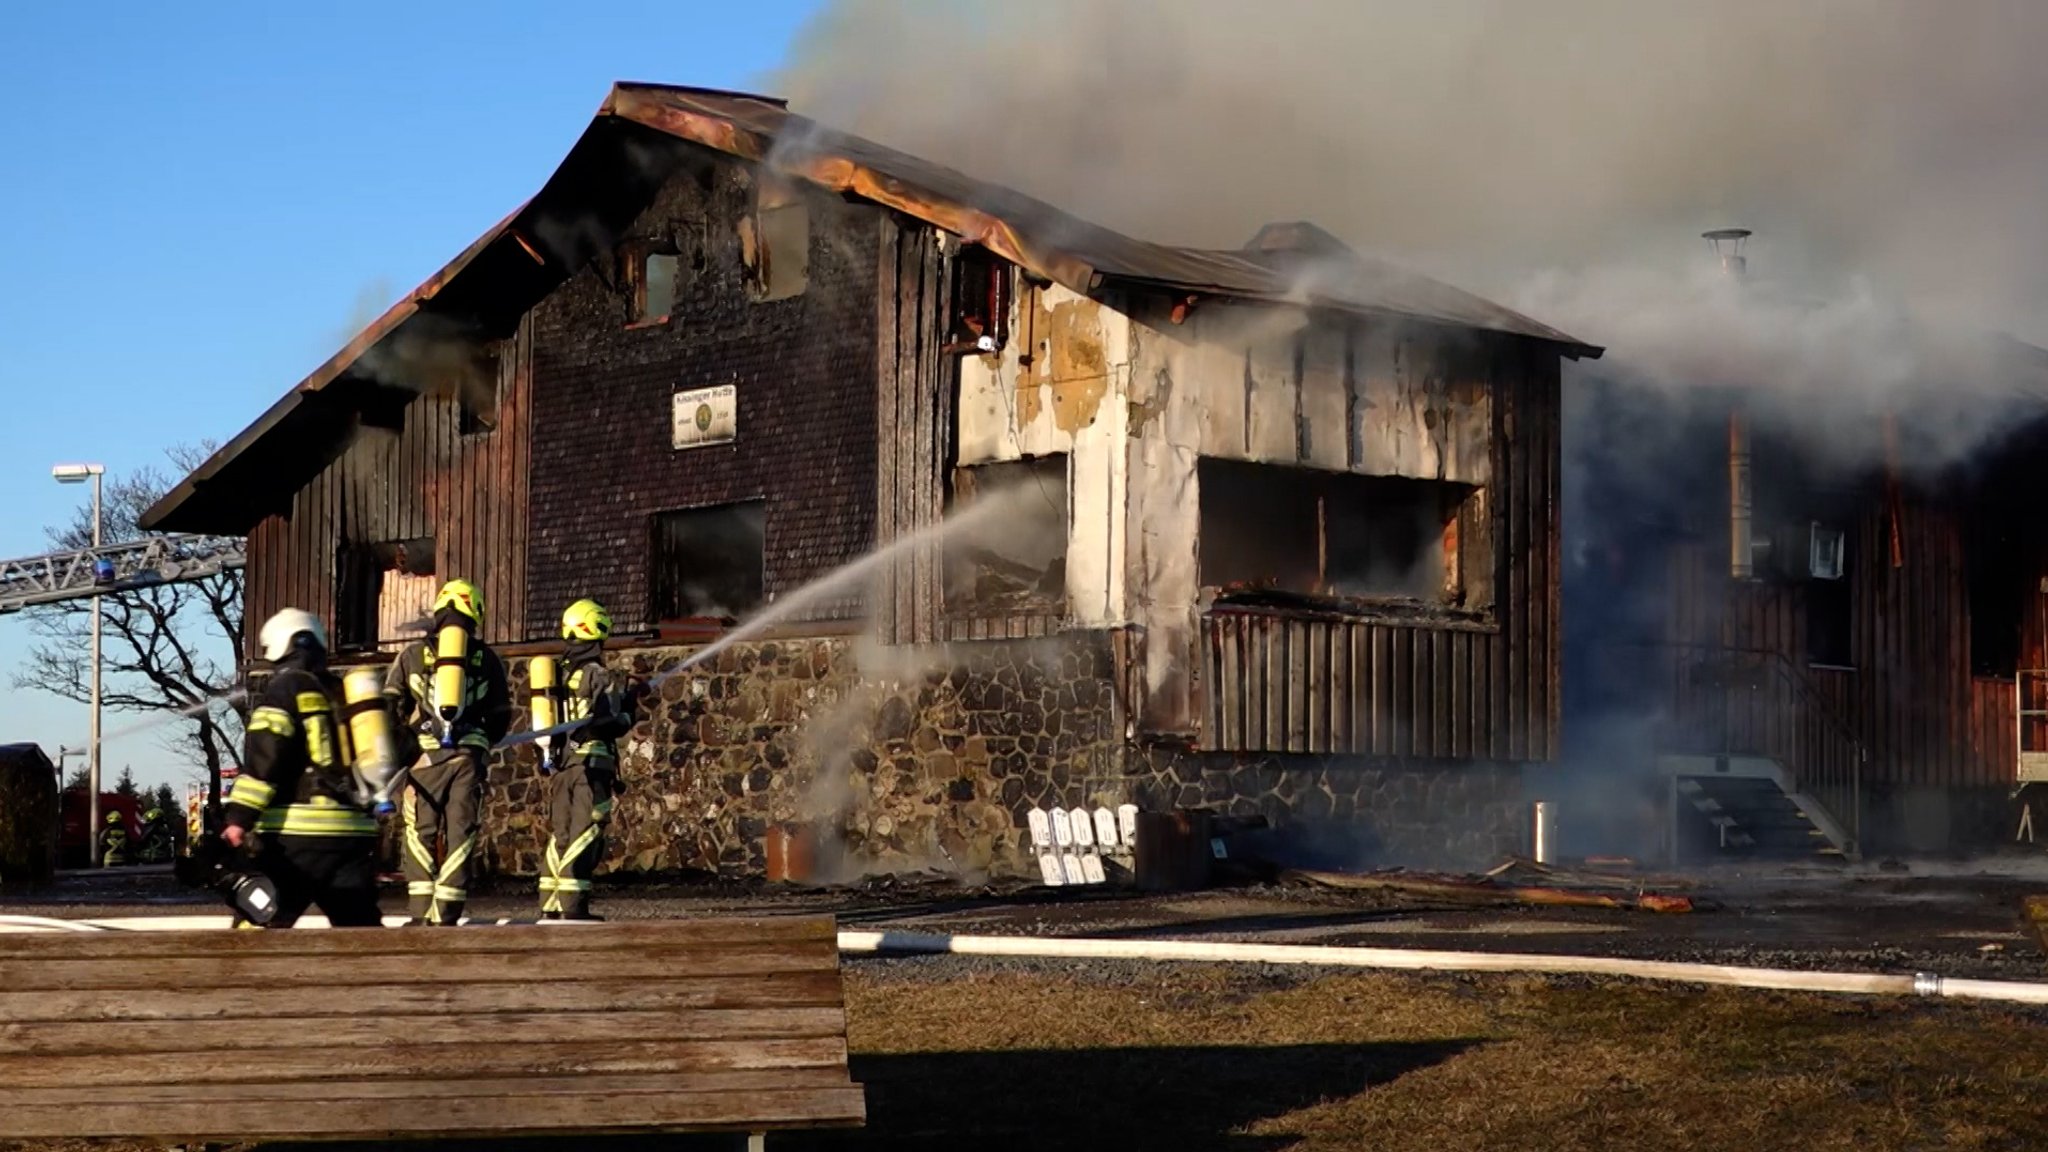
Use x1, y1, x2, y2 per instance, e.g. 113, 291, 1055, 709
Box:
476, 632, 1528, 882
1129, 752, 1526, 870
480, 633, 1126, 881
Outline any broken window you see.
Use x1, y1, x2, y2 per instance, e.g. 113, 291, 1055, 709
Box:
1969, 525, 2024, 678
739, 180, 809, 302
457, 401, 490, 438
946, 246, 1011, 354
649, 501, 767, 624
1197, 459, 1492, 613
1806, 571, 1854, 669
333, 538, 437, 654
621, 240, 679, 327
944, 456, 1067, 614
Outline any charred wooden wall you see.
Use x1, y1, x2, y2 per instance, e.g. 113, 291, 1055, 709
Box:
1663, 500, 2012, 790
242, 325, 533, 651
872, 218, 954, 646
1199, 336, 1563, 761
523, 156, 883, 638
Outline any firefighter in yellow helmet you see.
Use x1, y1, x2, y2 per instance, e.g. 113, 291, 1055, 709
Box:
534, 598, 640, 920
221, 609, 384, 928
97, 811, 130, 868
383, 579, 510, 925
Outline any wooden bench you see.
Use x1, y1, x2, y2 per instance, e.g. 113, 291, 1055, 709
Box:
0, 916, 865, 1145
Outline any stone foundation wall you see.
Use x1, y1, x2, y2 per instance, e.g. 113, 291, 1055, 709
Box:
1127, 751, 1528, 872
476, 630, 1532, 883
479, 632, 1124, 881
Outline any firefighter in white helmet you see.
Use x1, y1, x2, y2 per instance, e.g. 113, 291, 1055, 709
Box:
383, 579, 510, 926
221, 609, 384, 928
534, 598, 639, 920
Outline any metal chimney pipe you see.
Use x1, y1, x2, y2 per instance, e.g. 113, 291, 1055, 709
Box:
1729, 411, 1754, 580
1706, 230, 1756, 580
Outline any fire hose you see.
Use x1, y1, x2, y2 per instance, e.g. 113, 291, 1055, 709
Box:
834, 929, 2048, 1006
5, 915, 2046, 1005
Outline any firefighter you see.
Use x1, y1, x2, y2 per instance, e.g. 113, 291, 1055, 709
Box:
536, 599, 639, 920
384, 579, 510, 926
220, 609, 383, 928
97, 811, 129, 868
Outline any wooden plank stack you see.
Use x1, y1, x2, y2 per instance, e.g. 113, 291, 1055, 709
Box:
0, 916, 865, 1143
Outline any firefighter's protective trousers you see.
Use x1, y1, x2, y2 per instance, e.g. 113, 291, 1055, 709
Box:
540, 762, 615, 918
254, 827, 382, 929
400, 748, 483, 925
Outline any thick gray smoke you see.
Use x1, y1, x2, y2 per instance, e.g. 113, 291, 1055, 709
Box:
775, 2, 2048, 863
776, 0, 2048, 466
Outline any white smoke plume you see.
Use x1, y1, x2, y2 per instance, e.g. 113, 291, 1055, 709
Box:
775, 0, 2048, 466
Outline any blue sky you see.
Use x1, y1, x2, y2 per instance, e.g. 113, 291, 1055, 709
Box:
0, 1, 821, 790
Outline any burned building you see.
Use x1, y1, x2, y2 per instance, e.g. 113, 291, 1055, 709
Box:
1565, 232, 2048, 861
143, 84, 1598, 880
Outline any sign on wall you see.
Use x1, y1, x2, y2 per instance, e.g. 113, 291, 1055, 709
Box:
672, 384, 737, 450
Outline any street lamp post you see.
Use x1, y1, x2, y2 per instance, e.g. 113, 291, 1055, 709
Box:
53, 463, 106, 865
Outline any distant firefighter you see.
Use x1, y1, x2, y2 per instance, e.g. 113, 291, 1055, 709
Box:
97, 811, 129, 868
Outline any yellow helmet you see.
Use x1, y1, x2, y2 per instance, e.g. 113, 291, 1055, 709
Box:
561, 598, 612, 642
432, 579, 484, 625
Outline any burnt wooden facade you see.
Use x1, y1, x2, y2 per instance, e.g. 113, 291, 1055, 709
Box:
243, 330, 533, 652
1570, 374, 2048, 850
1199, 337, 1562, 761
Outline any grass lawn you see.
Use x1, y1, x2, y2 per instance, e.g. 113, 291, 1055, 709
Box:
803, 962, 2048, 1151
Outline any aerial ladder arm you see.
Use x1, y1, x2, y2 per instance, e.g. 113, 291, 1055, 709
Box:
0, 535, 246, 615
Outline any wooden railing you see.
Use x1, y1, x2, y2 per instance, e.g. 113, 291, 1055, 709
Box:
1598, 641, 1865, 854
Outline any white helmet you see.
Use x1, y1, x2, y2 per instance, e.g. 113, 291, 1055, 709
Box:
258, 609, 327, 662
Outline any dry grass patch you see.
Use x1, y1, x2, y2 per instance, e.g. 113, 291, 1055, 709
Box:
816, 964, 2048, 1151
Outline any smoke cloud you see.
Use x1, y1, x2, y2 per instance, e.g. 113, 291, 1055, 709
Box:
776, 0, 2048, 466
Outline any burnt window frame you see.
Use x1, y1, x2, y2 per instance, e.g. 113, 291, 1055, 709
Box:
946, 246, 1012, 355
1194, 457, 1497, 623
739, 178, 811, 304
620, 238, 681, 330
647, 500, 769, 627
942, 454, 1070, 618
333, 537, 437, 654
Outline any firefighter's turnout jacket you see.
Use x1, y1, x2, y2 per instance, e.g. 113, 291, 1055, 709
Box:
384, 639, 512, 760
228, 665, 375, 840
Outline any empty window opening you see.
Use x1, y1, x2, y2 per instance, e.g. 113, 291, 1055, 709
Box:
1198, 459, 1491, 614
622, 239, 680, 327
334, 538, 437, 654
740, 181, 810, 303
1969, 526, 2024, 678
944, 456, 1067, 614
1806, 572, 1854, 669
650, 502, 767, 624
947, 246, 1011, 354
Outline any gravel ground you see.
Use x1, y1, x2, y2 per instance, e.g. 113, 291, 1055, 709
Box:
4, 854, 2045, 979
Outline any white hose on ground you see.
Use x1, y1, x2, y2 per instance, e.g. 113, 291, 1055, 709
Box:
0, 914, 120, 932
835, 929, 2048, 1007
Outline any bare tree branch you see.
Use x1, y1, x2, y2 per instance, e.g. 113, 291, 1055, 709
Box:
15, 442, 243, 800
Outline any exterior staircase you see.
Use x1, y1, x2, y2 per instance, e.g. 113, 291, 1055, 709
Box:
1663, 754, 1853, 863
1625, 642, 1867, 866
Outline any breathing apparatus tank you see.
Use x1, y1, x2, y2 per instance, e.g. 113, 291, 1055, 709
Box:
341, 667, 401, 815
432, 622, 470, 730
529, 655, 561, 772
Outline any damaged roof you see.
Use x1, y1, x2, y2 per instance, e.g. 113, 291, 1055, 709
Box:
144, 82, 1601, 535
